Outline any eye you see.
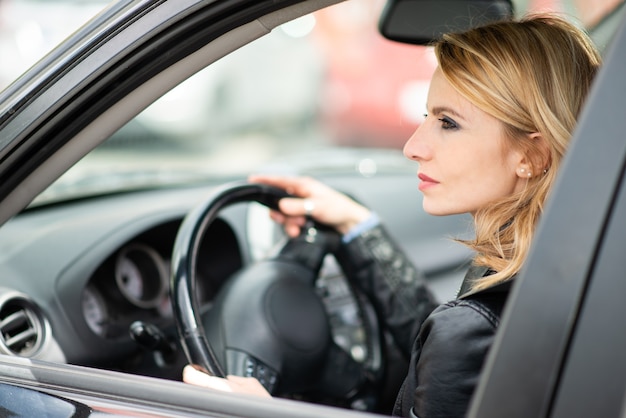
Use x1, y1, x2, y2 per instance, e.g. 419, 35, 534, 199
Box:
438, 116, 458, 130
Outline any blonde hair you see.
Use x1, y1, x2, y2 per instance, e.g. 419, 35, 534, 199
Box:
434, 15, 601, 290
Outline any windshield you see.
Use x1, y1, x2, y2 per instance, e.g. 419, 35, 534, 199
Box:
0, 0, 622, 206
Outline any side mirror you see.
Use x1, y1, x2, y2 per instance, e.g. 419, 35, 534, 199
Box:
379, 0, 514, 45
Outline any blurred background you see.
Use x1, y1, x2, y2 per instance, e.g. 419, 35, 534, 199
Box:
1, 0, 621, 146
0, 0, 623, 204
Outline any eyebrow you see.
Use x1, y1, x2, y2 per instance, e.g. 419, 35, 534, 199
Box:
429, 106, 466, 121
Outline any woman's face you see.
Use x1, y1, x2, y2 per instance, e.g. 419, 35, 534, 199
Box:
404, 67, 526, 216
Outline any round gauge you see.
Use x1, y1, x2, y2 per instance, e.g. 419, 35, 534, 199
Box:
115, 244, 167, 309
82, 286, 108, 337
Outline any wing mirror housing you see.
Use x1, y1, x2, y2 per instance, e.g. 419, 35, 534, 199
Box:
379, 0, 514, 45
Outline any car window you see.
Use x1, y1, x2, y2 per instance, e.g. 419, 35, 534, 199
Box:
0, 0, 620, 206
26, 0, 428, 205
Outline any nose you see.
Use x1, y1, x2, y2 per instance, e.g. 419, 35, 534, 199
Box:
403, 122, 431, 162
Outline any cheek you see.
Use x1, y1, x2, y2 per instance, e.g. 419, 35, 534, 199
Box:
468, 164, 519, 203
444, 151, 519, 211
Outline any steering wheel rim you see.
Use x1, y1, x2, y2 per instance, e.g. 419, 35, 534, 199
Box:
171, 181, 384, 405
171, 181, 289, 377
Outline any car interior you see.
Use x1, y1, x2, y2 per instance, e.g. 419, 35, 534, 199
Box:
0, 0, 624, 416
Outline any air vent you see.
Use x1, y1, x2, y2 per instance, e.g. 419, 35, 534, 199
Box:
0, 297, 44, 357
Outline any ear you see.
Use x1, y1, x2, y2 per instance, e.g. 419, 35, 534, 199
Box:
516, 132, 551, 178
529, 132, 552, 174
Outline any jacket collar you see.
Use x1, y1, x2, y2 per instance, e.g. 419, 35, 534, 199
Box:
457, 264, 515, 299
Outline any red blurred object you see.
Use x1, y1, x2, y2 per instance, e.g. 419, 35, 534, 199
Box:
312, 1, 436, 149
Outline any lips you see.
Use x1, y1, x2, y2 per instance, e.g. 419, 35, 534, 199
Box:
418, 173, 439, 191
418, 173, 438, 183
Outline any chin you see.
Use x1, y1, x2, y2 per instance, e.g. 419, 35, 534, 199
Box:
422, 206, 450, 217
422, 203, 468, 217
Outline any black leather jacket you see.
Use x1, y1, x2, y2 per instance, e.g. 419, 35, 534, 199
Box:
335, 224, 512, 418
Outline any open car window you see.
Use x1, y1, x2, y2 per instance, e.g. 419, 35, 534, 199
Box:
0, 0, 431, 208
26, 0, 428, 207
0, 0, 619, 208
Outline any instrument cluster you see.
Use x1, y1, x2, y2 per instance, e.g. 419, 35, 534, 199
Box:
80, 218, 242, 340
81, 242, 172, 339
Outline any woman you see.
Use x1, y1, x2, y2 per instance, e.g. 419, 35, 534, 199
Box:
184, 14, 601, 417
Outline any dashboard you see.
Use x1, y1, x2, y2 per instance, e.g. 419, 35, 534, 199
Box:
0, 173, 472, 383
0, 184, 246, 376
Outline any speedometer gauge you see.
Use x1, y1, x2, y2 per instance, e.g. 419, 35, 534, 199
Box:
82, 286, 108, 337
115, 244, 167, 309
117, 258, 144, 301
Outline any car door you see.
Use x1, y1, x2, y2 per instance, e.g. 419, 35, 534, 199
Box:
468, 7, 626, 417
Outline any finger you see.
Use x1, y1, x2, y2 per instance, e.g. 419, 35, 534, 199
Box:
248, 175, 311, 197
285, 223, 302, 238
226, 375, 272, 398
278, 197, 314, 216
183, 366, 234, 392
268, 210, 286, 224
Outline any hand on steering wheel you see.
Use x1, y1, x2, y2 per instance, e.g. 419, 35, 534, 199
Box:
248, 175, 372, 237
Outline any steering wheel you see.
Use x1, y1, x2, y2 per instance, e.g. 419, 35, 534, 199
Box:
170, 182, 384, 408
